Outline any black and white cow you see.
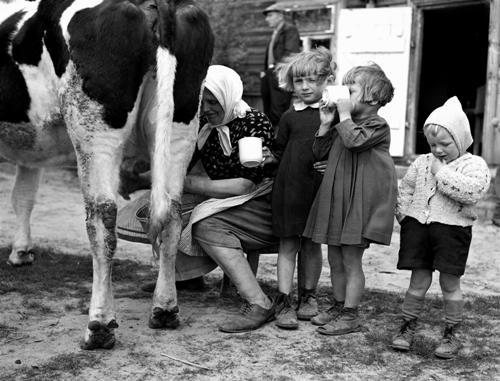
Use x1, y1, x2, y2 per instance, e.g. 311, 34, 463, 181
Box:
0, 0, 214, 349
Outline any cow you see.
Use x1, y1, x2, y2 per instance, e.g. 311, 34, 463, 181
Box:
0, 0, 214, 349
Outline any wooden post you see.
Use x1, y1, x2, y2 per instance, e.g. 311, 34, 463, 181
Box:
483, 0, 500, 164
331, 0, 348, 62
405, 5, 424, 160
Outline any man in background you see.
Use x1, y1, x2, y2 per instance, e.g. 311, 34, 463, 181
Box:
261, 3, 301, 130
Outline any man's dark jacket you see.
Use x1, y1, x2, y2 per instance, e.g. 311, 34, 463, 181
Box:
264, 21, 300, 69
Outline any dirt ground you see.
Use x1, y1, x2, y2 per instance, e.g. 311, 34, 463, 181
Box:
0, 162, 499, 380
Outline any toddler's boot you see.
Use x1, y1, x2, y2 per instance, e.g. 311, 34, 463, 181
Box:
296, 288, 318, 320
274, 293, 299, 330
434, 324, 462, 359
391, 318, 418, 351
390, 291, 424, 349
311, 299, 343, 326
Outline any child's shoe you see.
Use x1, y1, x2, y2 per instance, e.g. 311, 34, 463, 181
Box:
296, 289, 318, 320
310, 301, 343, 326
316, 307, 361, 335
434, 324, 462, 359
274, 293, 299, 330
391, 318, 418, 351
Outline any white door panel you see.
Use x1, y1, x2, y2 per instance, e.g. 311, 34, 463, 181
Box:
337, 7, 412, 157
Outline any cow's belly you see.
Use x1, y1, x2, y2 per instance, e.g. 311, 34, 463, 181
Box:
0, 116, 76, 167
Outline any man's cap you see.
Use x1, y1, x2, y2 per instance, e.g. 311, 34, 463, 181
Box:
263, 3, 285, 15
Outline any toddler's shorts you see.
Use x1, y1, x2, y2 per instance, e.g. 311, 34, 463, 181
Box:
397, 216, 472, 276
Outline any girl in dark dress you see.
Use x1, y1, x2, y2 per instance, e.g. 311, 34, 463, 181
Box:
266, 47, 337, 329
304, 63, 397, 335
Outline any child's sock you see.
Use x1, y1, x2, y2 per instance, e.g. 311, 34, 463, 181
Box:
402, 292, 425, 321
444, 299, 463, 326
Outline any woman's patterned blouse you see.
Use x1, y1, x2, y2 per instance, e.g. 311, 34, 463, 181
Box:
198, 108, 274, 184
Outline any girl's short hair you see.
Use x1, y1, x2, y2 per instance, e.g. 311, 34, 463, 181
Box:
276, 46, 337, 92
342, 63, 394, 106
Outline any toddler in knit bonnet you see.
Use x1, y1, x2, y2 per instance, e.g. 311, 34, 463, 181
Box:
424, 96, 472, 157
391, 95, 491, 360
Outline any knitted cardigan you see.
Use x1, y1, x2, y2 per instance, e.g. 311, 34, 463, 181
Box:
397, 153, 490, 227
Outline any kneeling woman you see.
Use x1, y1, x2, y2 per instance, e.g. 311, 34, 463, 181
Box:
190, 65, 278, 332
118, 65, 278, 332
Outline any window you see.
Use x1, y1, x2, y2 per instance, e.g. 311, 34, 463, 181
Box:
280, 1, 337, 52
293, 7, 335, 33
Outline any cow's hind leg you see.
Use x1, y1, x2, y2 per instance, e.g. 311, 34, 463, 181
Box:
82, 191, 119, 350
76, 144, 123, 350
8, 165, 42, 266
60, 60, 143, 349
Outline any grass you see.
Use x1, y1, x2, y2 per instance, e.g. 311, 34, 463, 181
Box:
63, 297, 88, 314
0, 245, 498, 380
21, 299, 54, 315
260, 285, 500, 380
2, 352, 103, 381
0, 323, 18, 340
0, 246, 155, 303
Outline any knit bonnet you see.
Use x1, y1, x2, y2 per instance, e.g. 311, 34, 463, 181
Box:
424, 96, 473, 155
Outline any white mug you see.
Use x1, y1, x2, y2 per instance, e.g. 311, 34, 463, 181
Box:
322, 85, 350, 107
238, 137, 263, 168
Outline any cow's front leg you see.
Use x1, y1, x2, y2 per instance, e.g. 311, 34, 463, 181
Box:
148, 200, 182, 329
147, 112, 199, 329
8, 165, 42, 266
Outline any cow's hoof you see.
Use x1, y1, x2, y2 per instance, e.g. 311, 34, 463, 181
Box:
148, 306, 180, 329
7, 250, 35, 267
80, 320, 119, 350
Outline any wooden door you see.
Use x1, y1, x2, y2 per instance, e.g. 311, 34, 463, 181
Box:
336, 7, 412, 157
483, 0, 500, 164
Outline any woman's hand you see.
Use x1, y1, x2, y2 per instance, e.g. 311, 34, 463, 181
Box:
261, 146, 277, 166
313, 160, 328, 174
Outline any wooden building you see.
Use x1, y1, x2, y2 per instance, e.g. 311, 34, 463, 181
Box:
222, 0, 500, 164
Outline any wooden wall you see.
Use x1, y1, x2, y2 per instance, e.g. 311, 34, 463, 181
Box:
199, 0, 411, 102
199, 0, 489, 99
199, 0, 498, 162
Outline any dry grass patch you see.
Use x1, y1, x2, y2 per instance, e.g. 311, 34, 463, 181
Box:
0, 246, 498, 380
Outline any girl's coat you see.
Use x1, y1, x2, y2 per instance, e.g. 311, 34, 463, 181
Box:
304, 115, 397, 246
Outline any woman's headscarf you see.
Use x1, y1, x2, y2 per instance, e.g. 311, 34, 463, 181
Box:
197, 65, 251, 156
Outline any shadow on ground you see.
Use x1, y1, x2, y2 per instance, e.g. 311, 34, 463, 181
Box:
0, 246, 499, 381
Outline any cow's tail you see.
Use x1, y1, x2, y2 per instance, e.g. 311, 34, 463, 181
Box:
149, 0, 177, 247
